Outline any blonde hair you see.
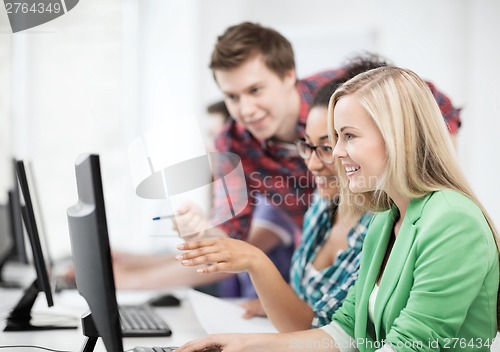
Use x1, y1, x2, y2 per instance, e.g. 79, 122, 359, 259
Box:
328, 66, 500, 328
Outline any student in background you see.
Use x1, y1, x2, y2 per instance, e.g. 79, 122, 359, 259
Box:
176, 66, 499, 352
174, 21, 340, 244
205, 100, 230, 152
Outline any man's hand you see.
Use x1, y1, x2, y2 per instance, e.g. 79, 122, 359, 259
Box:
172, 201, 211, 240
241, 298, 267, 319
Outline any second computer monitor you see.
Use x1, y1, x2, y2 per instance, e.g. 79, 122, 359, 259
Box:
0, 203, 14, 281
3, 161, 76, 331
9, 158, 29, 264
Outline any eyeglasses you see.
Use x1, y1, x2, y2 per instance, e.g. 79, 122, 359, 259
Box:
295, 139, 335, 164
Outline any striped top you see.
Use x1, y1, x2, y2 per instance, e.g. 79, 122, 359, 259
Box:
291, 196, 373, 328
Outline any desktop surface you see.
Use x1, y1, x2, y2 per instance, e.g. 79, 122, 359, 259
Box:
0, 288, 205, 352
4, 286, 500, 351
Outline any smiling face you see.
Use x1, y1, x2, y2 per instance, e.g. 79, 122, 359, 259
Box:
214, 54, 299, 142
304, 106, 339, 200
332, 94, 387, 194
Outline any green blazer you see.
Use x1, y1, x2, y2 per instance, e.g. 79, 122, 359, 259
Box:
332, 190, 498, 351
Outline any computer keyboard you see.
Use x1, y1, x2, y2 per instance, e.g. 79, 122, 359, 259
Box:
119, 304, 172, 337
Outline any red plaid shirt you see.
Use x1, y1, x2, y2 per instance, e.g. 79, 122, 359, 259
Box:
211, 70, 461, 241
426, 81, 462, 134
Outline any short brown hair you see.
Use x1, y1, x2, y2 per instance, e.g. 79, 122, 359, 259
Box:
210, 22, 295, 79
207, 100, 230, 122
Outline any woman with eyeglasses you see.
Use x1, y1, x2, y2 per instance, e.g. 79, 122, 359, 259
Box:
176, 57, 386, 332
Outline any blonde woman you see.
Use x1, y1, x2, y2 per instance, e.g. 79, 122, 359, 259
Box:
176, 66, 499, 351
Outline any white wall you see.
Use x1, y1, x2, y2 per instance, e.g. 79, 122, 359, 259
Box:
0, 13, 13, 205
1, 0, 499, 258
461, 0, 500, 226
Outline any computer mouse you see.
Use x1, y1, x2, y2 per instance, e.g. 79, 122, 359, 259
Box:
148, 294, 181, 307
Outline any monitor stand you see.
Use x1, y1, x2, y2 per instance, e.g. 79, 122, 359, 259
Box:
4, 279, 77, 331
80, 311, 99, 352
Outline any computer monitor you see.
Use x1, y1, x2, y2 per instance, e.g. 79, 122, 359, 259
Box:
3, 160, 75, 331
8, 158, 29, 264
67, 154, 124, 352
0, 159, 30, 287
0, 202, 14, 284
67, 154, 176, 352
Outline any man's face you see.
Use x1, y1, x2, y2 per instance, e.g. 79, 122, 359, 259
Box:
214, 55, 296, 141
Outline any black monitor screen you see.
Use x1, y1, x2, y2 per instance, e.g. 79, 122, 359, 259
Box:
16, 160, 53, 307
67, 154, 123, 352
0, 203, 14, 272
9, 158, 28, 264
